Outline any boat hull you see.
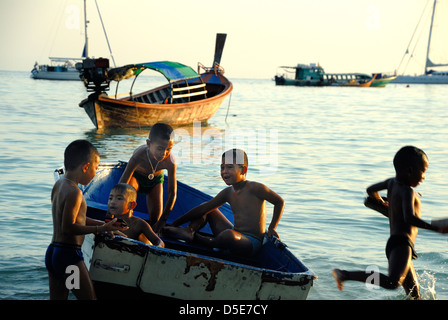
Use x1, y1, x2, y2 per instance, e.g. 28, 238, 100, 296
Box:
370, 76, 397, 87
393, 75, 448, 84
82, 233, 314, 300
274, 75, 374, 87
30, 68, 81, 81
68, 161, 316, 300
79, 72, 233, 129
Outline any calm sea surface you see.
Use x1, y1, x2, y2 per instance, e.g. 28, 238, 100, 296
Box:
1, 70, 448, 300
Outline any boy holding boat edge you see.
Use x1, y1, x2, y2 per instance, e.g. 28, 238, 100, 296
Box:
163, 148, 284, 256
119, 123, 177, 233
46, 140, 127, 300
107, 183, 164, 247
332, 146, 448, 299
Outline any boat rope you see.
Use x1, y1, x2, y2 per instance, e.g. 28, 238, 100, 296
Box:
224, 92, 232, 125
95, 0, 116, 67
397, 0, 431, 74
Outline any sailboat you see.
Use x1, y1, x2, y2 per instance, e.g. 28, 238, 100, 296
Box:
393, 0, 448, 84
31, 0, 115, 81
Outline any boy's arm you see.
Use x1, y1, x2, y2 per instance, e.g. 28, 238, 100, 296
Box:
255, 183, 284, 238
119, 157, 137, 184
171, 189, 229, 227
153, 162, 177, 232
366, 178, 391, 205
62, 189, 124, 235
402, 187, 439, 232
140, 220, 165, 247
365, 179, 392, 217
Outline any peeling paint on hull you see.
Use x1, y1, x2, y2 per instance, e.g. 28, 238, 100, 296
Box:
82, 234, 316, 300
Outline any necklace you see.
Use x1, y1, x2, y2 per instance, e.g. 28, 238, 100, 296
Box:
63, 177, 78, 186
146, 147, 160, 180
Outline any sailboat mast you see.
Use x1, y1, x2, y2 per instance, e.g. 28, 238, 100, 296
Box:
84, 0, 88, 58
425, 0, 437, 74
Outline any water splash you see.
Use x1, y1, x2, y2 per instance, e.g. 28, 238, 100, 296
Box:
418, 270, 437, 300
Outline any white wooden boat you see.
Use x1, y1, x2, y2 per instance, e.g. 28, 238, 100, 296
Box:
56, 161, 317, 299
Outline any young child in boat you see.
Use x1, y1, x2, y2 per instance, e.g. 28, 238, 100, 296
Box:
46, 140, 127, 300
163, 148, 285, 256
107, 183, 164, 247
119, 123, 177, 234
332, 146, 448, 299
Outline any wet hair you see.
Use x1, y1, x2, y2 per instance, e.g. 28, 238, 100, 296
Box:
393, 146, 428, 172
111, 183, 137, 202
64, 140, 99, 171
222, 148, 248, 167
149, 123, 174, 142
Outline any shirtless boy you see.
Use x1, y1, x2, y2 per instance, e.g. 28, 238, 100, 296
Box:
163, 149, 284, 256
119, 123, 177, 233
107, 183, 164, 247
46, 140, 126, 300
333, 146, 447, 299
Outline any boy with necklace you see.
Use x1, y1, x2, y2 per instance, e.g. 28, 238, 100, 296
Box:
119, 123, 177, 233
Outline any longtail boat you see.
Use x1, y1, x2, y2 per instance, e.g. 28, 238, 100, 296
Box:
77, 34, 233, 129
54, 161, 317, 300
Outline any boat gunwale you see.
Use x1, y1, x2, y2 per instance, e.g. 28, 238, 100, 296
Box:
98, 72, 233, 110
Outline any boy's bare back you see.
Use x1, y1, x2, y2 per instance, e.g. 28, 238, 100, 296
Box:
51, 179, 87, 246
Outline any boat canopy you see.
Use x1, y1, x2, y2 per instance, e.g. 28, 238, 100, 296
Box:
108, 61, 200, 82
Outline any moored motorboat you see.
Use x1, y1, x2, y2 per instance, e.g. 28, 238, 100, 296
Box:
274, 63, 389, 87
55, 161, 317, 300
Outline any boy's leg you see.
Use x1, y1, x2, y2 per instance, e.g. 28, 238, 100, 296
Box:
48, 273, 69, 300
164, 209, 231, 242
146, 183, 163, 226
333, 245, 413, 292
401, 262, 421, 299
70, 261, 97, 300
205, 209, 234, 235
163, 215, 207, 241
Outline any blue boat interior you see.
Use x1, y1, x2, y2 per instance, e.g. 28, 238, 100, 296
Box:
79, 161, 311, 275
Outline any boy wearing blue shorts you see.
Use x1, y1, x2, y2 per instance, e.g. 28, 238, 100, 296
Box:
46, 140, 125, 299
164, 149, 285, 256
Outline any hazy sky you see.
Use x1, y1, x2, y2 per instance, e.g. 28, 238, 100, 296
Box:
0, 0, 441, 78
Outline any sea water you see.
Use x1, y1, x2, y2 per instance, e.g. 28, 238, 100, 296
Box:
1, 70, 448, 300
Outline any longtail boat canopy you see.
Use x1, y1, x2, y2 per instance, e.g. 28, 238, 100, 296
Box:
108, 61, 200, 82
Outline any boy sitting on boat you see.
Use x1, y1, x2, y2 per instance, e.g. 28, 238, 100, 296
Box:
119, 123, 177, 234
163, 148, 285, 256
107, 183, 164, 247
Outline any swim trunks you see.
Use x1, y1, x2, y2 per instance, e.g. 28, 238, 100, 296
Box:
133, 171, 164, 194
239, 231, 264, 256
385, 235, 418, 260
45, 242, 84, 280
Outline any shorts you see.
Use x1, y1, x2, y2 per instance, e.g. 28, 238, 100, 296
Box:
385, 235, 418, 260
134, 171, 164, 194
45, 242, 84, 280
239, 231, 264, 256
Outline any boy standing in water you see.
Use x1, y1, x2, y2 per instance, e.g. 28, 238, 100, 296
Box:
46, 140, 126, 300
163, 149, 284, 256
119, 123, 177, 233
333, 146, 447, 299
107, 183, 164, 247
